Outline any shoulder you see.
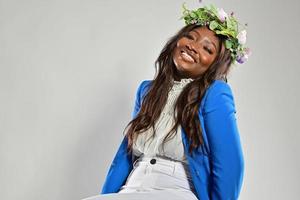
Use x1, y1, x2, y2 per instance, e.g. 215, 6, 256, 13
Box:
201, 79, 236, 113
139, 79, 152, 89
137, 79, 152, 94
135, 79, 153, 101
206, 79, 234, 96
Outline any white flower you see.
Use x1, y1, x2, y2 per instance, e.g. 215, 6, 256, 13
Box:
217, 8, 228, 23
237, 30, 247, 45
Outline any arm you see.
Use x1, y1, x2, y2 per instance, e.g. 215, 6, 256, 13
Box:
203, 81, 245, 200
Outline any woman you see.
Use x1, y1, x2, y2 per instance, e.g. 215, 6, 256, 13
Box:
83, 2, 250, 200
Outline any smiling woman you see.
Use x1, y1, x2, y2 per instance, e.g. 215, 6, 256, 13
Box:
173, 26, 221, 79
83, 2, 247, 200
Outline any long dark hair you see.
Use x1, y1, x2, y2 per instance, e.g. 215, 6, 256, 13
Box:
123, 23, 232, 156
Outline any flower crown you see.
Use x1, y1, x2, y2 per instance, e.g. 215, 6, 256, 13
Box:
179, 2, 251, 64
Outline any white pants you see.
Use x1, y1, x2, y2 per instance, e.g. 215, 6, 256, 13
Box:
82, 155, 198, 200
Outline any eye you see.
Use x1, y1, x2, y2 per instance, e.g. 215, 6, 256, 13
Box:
184, 33, 194, 40
204, 46, 213, 54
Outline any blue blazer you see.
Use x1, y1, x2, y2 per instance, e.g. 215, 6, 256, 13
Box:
100, 79, 245, 200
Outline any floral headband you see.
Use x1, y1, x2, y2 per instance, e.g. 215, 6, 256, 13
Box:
179, 1, 251, 64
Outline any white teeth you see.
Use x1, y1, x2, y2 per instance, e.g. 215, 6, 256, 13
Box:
181, 51, 194, 62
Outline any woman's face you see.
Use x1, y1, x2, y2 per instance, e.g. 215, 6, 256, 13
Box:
173, 26, 220, 79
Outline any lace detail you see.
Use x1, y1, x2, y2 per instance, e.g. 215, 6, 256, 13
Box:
172, 78, 194, 91
162, 78, 194, 116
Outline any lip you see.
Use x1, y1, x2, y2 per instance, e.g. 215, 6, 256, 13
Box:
180, 48, 197, 63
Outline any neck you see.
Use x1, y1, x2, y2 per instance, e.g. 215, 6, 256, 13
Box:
173, 70, 194, 81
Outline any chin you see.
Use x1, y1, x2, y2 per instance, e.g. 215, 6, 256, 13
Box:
176, 60, 193, 72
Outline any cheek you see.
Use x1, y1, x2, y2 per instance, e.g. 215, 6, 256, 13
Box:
173, 41, 183, 59
201, 54, 216, 67
201, 56, 211, 65
176, 38, 186, 48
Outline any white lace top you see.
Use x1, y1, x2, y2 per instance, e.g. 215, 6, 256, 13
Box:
132, 78, 194, 163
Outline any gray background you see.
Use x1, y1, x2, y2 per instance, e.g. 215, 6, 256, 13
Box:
1, 0, 299, 199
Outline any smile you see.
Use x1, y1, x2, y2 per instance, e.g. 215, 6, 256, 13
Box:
180, 50, 195, 63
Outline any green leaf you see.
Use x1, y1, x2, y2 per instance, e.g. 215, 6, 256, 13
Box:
215, 29, 235, 38
190, 11, 197, 18
209, 20, 219, 30
225, 40, 233, 49
226, 17, 238, 33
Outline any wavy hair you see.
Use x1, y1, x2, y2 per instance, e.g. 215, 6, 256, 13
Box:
123, 23, 232, 155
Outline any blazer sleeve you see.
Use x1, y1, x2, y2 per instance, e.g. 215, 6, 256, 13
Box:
202, 81, 245, 200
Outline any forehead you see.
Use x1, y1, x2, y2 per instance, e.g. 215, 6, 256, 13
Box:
190, 26, 220, 44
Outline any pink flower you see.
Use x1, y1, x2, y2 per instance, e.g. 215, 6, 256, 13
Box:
244, 47, 252, 57
237, 30, 247, 45
217, 8, 228, 23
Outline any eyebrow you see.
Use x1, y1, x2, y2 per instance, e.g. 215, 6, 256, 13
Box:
191, 30, 218, 51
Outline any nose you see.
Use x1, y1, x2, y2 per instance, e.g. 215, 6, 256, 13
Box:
185, 42, 199, 62
186, 42, 198, 55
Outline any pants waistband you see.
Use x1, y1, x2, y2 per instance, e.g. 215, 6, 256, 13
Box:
120, 154, 195, 193
134, 155, 191, 177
